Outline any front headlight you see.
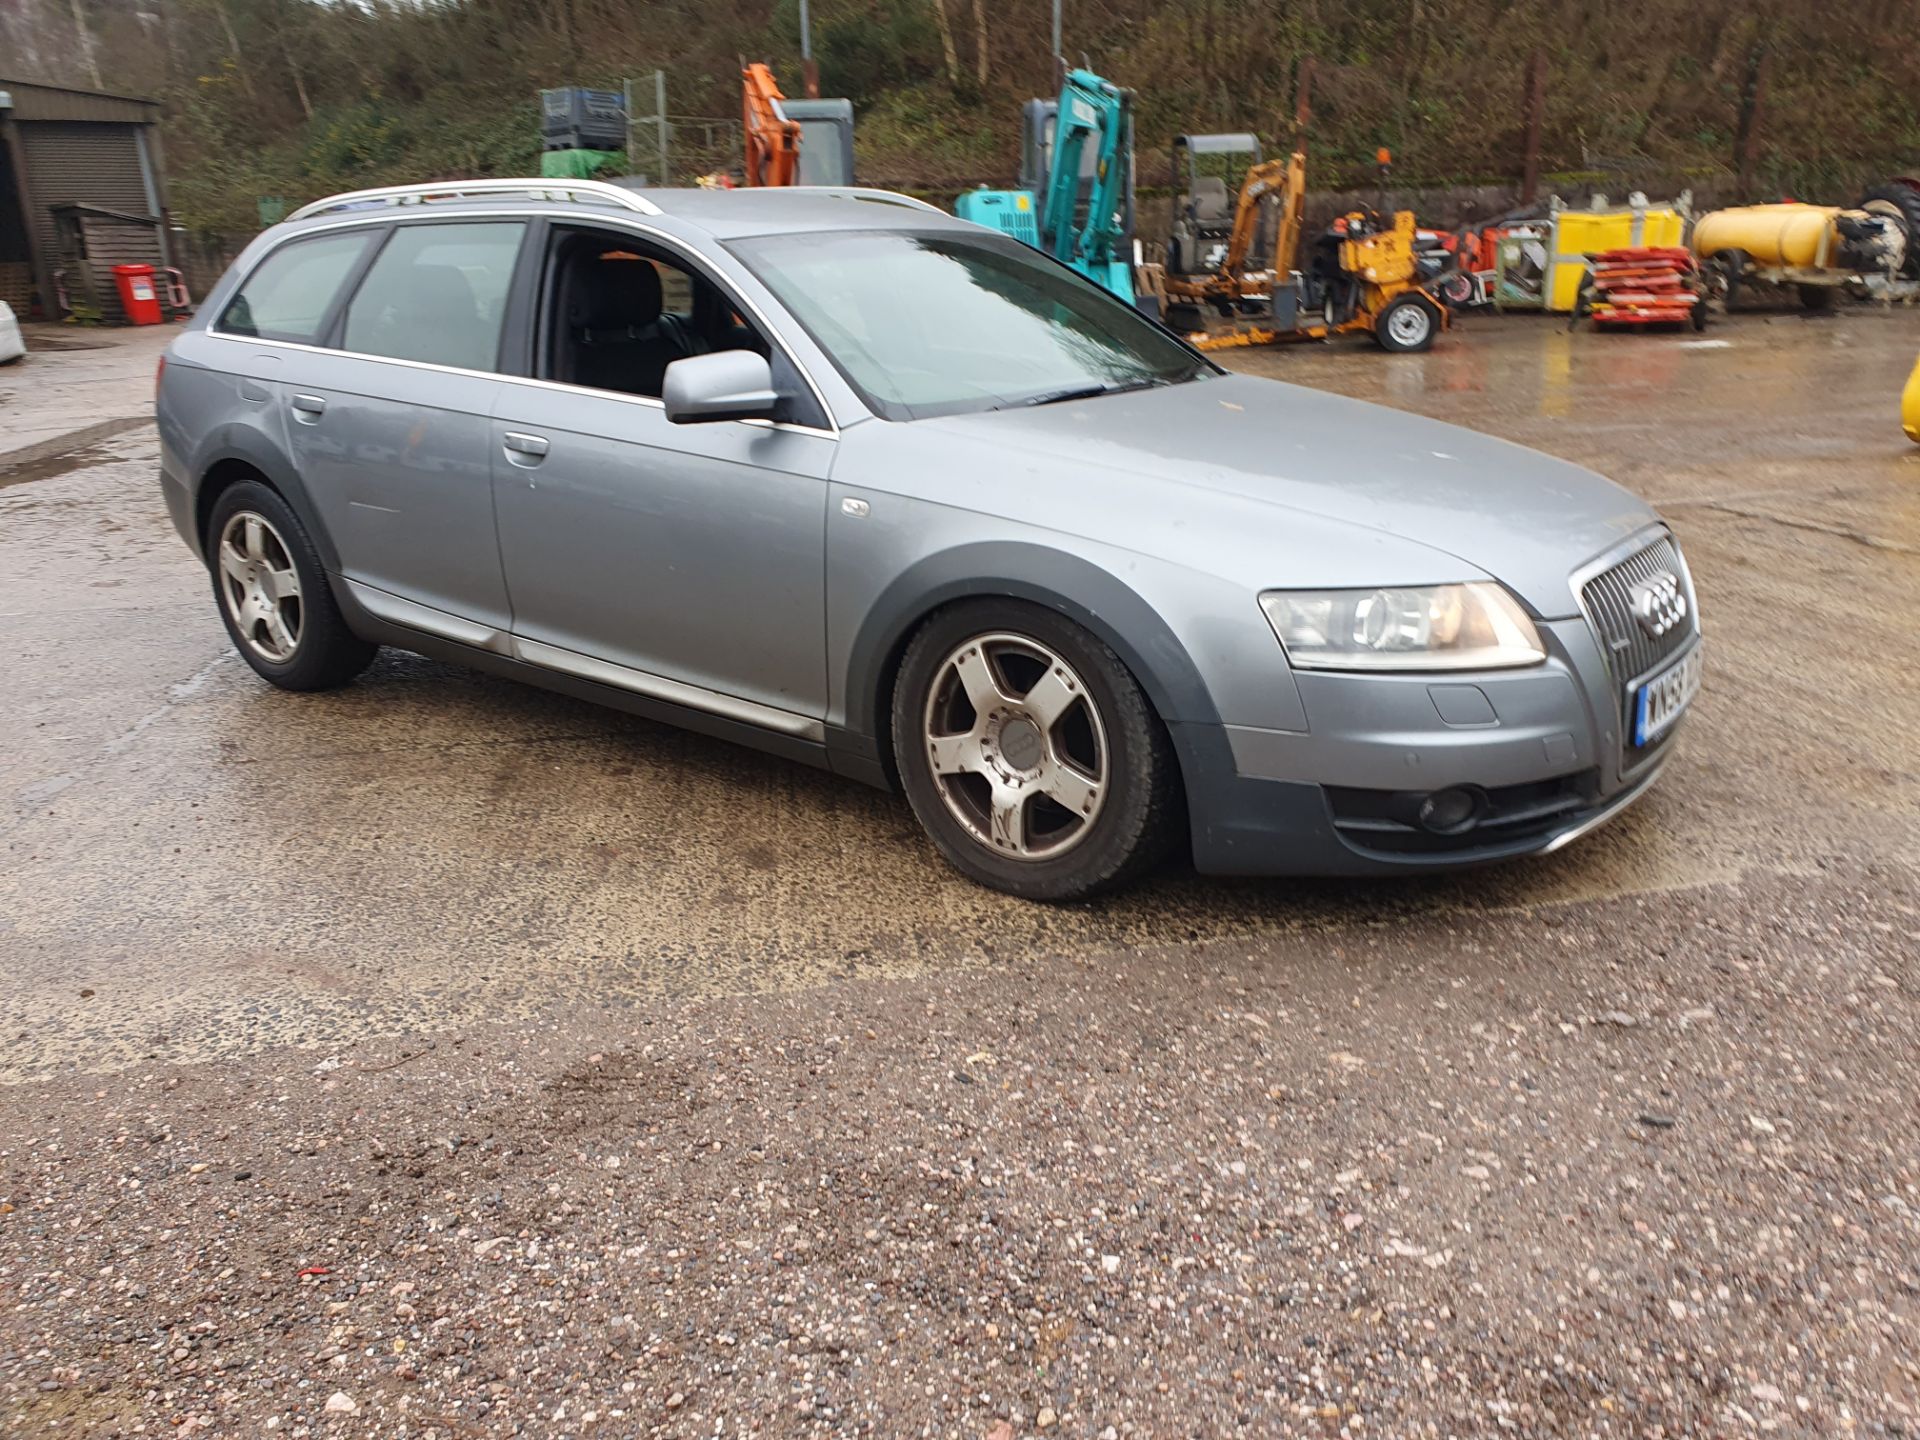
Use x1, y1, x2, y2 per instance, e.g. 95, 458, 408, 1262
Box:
1259, 582, 1545, 671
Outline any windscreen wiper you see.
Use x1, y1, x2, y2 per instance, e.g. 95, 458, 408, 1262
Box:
1014, 377, 1170, 408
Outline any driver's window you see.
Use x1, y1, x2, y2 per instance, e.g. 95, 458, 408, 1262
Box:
545, 230, 765, 401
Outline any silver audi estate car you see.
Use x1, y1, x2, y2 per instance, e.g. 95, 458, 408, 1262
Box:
157, 179, 1702, 899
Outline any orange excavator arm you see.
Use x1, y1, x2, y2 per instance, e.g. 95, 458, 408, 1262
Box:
742, 62, 801, 188
1219, 148, 1308, 281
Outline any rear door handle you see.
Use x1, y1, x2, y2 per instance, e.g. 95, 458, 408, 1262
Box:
290, 393, 326, 423
503, 431, 550, 466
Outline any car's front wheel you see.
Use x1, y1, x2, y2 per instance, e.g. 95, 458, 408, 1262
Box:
207, 480, 375, 690
891, 600, 1181, 900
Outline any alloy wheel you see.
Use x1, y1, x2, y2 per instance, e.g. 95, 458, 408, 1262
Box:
217, 510, 303, 663
921, 632, 1108, 860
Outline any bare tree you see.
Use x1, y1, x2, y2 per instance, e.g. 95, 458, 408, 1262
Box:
69, 0, 105, 87
275, 23, 313, 121
929, 0, 960, 84
210, 0, 258, 100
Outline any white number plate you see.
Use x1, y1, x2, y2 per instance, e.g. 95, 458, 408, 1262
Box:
1631, 642, 1703, 748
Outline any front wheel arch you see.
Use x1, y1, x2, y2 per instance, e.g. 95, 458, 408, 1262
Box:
889, 599, 1184, 897
845, 546, 1224, 800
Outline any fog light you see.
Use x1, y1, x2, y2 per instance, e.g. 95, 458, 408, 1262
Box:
1417, 786, 1482, 834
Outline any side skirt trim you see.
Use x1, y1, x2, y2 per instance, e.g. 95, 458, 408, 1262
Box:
341, 581, 829, 744
344, 579, 511, 655
508, 637, 825, 742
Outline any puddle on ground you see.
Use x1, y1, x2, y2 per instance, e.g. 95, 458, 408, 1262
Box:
22, 335, 116, 352
0, 444, 114, 489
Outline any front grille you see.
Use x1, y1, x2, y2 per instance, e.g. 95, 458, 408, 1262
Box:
1579, 534, 1696, 686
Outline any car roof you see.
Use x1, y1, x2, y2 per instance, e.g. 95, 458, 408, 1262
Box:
279, 179, 975, 242
631, 186, 970, 238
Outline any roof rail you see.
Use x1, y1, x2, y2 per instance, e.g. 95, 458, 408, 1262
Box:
798, 187, 945, 214
287, 178, 663, 223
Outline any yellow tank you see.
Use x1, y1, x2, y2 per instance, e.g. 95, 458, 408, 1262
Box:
1545, 203, 1687, 310
1692, 204, 1842, 268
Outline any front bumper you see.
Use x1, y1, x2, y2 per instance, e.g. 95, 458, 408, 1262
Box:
1181, 613, 1690, 876
1185, 751, 1667, 876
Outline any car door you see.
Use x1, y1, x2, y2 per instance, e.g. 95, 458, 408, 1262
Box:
281, 219, 526, 639
490, 230, 834, 727
200, 226, 378, 479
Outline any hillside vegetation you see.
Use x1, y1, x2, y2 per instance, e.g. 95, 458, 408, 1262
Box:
5, 0, 1918, 235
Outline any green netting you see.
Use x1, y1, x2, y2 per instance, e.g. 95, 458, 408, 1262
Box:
539, 148, 624, 180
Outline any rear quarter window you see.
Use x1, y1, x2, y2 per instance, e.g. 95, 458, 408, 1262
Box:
219, 231, 375, 344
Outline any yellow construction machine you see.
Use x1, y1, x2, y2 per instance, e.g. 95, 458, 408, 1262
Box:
1140, 142, 1448, 353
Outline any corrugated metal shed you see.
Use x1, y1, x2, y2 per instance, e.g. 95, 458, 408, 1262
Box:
0, 79, 160, 126
20, 122, 156, 294
0, 76, 169, 319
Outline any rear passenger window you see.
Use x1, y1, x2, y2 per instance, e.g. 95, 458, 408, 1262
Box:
343, 222, 525, 371
220, 231, 374, 344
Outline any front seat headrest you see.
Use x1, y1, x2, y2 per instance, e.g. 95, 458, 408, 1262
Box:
574, 257, 664, 339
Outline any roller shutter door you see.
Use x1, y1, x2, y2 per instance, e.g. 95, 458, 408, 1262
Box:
18, 122, 160, 321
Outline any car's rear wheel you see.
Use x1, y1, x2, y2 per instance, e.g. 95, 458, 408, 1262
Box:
891, 600, 1180, 900
207, 480, 375, 690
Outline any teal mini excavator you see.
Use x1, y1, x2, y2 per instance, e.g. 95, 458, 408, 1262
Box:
956, 68, 1137, 304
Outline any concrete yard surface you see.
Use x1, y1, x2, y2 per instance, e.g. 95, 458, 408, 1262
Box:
0, 321, 174, 470
0, 308, 1916, 1436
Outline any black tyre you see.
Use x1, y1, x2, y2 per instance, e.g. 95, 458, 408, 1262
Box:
1797, 283, 1836, 312
890, 600, 1181, 900
1436, 270, 1477, 310
1569, 270, 1594, 332
1690, 287, 1710, 329
1373, 291, 1440, 352
206, 480, 376, 691
1857, 183, 1920, 279
1708, 251, 1744, 311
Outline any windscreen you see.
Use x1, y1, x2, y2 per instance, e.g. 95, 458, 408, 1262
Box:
730, 230, 1211, 420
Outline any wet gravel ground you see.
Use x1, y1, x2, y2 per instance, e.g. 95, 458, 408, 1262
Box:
5, 872, 1916, 1437
4, 309, 1920, 1436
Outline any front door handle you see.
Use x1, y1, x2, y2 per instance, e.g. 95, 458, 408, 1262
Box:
290, 393, 326, 423
503, 431, 550, 466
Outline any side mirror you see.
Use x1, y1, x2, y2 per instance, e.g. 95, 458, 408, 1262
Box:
662, 350, 780, 425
